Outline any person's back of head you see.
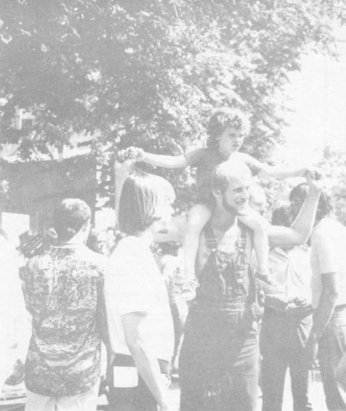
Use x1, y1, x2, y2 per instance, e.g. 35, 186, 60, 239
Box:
86, 228, 107, 255
119, 171, 175, 235
53, 198, 91, 243
207, 107, 251, 148
271, 205, 292, 228
289, 183, 331, 222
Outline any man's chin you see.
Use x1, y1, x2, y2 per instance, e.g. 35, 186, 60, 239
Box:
236, 205, 251, 216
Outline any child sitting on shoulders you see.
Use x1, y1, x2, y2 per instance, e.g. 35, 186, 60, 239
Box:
121, 107, 307, 299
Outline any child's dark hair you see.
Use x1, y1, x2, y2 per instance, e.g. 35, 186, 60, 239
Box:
207, 107, 251, 148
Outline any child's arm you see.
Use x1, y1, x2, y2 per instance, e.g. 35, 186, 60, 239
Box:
237, 153, 307, 180
137, 149, 189, 169
258, 165, 307, 179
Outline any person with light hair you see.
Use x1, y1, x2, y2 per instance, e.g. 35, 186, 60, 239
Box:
290, 183, 346, 411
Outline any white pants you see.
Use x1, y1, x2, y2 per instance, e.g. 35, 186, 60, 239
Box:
25, 380, 100, 411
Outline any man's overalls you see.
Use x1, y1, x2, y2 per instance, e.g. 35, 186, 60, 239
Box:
179, 222, 261, 411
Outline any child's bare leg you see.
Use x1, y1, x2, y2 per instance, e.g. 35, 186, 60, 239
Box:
184, 203, 212, 281
239, 211, 282, 294
239, 212, 270, 275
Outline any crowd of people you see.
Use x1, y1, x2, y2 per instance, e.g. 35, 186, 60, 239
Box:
1, 107, 346, 411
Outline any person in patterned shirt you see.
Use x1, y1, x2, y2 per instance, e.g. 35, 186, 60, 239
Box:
22, 199, 108, 411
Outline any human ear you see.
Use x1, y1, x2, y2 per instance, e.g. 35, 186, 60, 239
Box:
212, 188, 222, 201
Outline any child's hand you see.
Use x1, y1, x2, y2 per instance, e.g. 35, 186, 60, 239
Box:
304, 166, 322, 181
116, 149, 128, 163
114, 157, 135, 174
133, 147, 145, 162
127, 147, 144, 161
117, 147, 144, 162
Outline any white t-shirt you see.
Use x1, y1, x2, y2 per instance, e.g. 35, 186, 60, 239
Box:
105, 236, 174, 362
0, 236, 27, 387
268, 245, 312, 302
310, 218, 346, 309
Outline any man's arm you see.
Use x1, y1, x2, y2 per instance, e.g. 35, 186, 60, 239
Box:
305, 272, 338, 365
309, 226, 339, 340
259, 165, 306, 179
311, 272, 338, 339
122, 313, 171, 411
268, 174, 321, 247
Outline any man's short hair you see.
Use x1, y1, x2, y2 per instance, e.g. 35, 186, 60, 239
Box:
53, 199, 91, 241
207, 107, 251, 148
289, 183, 332, 220
119, 171, 175, 235
211, 161, 252, 194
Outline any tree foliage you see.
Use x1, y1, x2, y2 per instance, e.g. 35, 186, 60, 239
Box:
0, 0, 342, 208
317, 146, 346, 225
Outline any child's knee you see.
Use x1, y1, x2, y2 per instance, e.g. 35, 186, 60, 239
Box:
239, 214, 268, 233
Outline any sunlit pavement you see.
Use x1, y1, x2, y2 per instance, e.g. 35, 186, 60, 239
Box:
105, 370, 329, 411
0, 370, 329, 411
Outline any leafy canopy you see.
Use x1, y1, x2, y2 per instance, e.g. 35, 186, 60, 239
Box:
0, 0, 342, 207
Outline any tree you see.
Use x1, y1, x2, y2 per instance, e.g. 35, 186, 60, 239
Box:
0, 0, 343, 209
317, 146, 346, 225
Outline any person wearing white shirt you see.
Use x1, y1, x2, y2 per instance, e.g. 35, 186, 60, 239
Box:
0, 231, 26, 389
290, 183, 346, 411
105, 165, 175, 411
260, 206, 314, 411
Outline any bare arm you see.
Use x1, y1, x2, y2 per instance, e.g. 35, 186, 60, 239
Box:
259, 164, 306, 179
268, 175, 321, 247
311, 273, 338, 339
122, 312, 171, 411
140, 151, 188, 169
305, 272, 338, 365
310, 224, 340, 338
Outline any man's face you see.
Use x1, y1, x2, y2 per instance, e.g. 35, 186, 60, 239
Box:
220, 174, 252, 215
93, 233, 107, 255
217, 127, 246, 158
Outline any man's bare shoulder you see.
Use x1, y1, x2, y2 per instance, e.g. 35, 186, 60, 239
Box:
154, 213, 188, 243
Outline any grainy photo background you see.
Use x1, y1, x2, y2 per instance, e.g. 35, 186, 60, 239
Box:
1, 1, 346, 410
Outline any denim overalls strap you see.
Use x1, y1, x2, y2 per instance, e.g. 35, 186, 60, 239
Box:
196, 221, 256, 310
